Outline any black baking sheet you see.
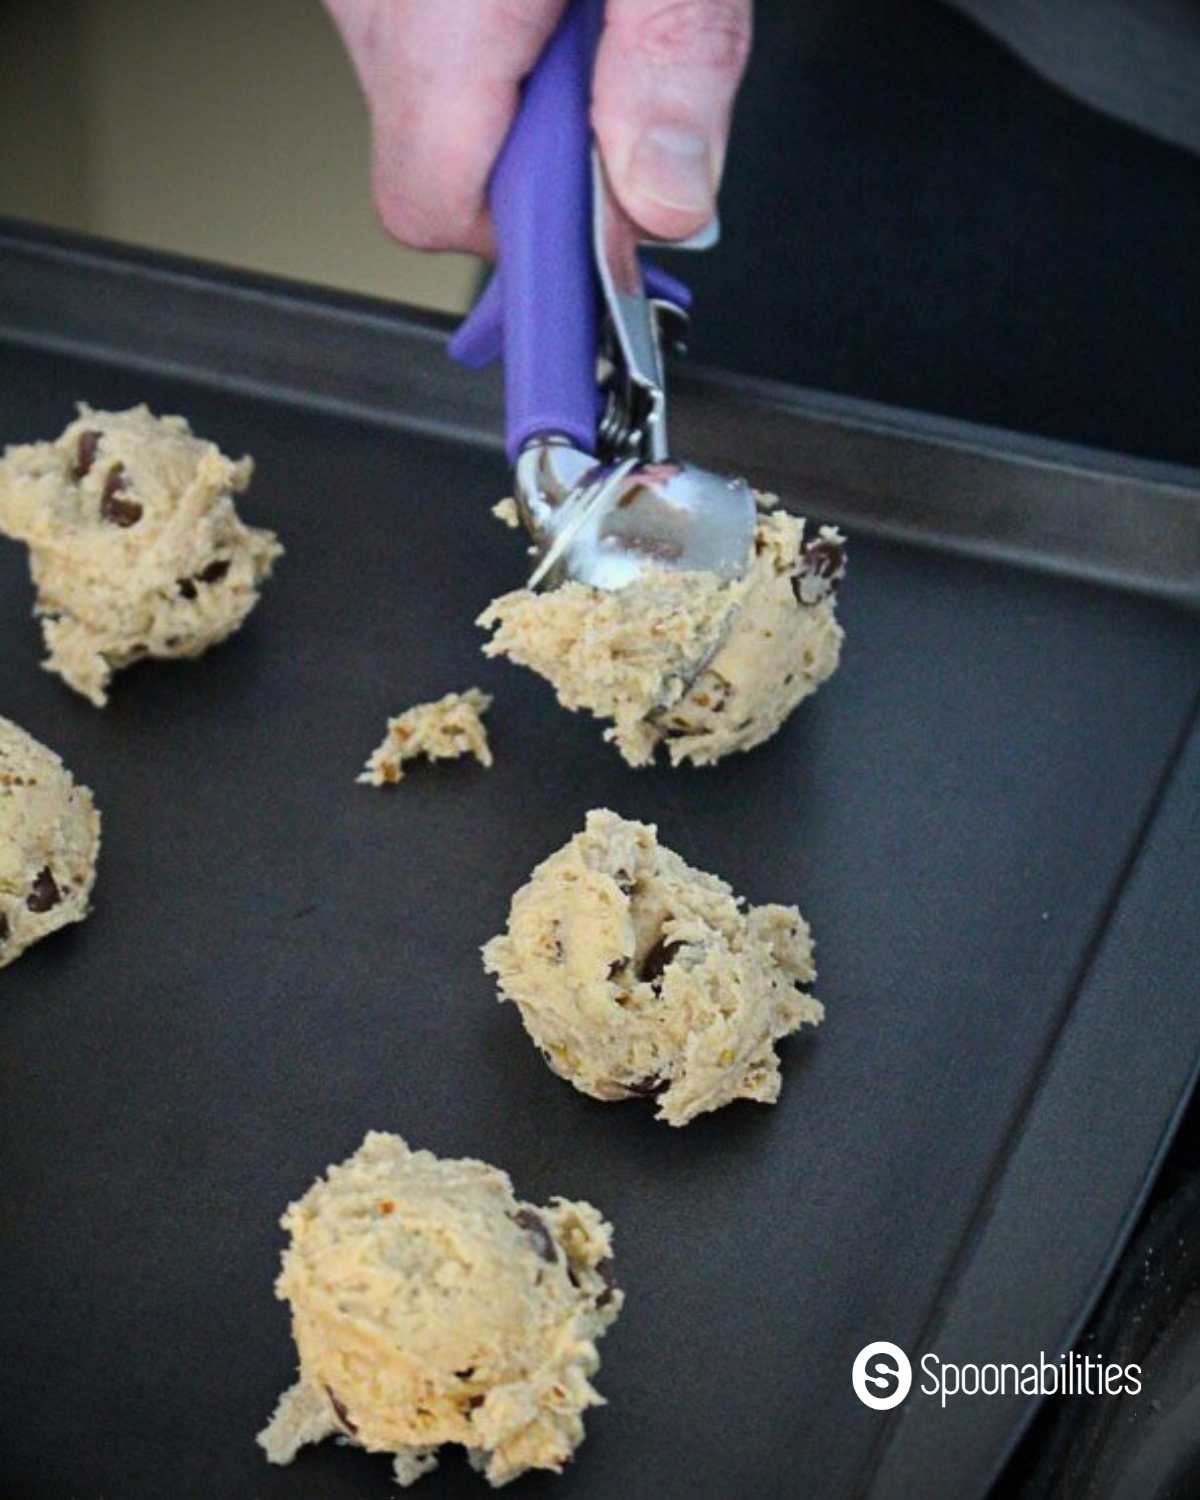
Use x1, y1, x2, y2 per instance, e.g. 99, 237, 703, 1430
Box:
1, 240, 1199, 1500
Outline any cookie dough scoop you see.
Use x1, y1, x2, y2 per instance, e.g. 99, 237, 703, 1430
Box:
449, 0, 755, 598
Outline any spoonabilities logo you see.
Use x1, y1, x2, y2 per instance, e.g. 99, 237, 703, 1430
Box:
852, 1342, 913, 1410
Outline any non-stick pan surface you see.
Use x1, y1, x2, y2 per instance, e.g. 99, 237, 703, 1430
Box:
2, 247, 1199, 1500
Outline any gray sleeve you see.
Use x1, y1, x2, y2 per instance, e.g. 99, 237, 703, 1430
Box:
944, 0, 1200, 153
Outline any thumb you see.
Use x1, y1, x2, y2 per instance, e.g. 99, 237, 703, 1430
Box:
591, 0, 752, 242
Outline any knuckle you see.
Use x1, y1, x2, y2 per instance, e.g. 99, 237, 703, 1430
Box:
491, 0, 558, 29
372, 140, 478, 251
374, 183, 439, 250
622, 0, 751, 73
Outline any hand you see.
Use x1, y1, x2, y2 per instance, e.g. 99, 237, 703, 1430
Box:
324, 0, 752, 256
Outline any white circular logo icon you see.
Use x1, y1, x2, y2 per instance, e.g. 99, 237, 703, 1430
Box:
852, 1342, 912, 1410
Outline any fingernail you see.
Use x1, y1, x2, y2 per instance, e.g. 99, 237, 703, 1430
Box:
628, 125, 714, 215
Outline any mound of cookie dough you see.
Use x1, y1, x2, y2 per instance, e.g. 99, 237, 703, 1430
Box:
258, 1131, 621, 1489
358, 689, 493, 786
478, 506, 844, 768
1, 717, 100, 969
0, 404, 282, 706
483, 810, 823, 1127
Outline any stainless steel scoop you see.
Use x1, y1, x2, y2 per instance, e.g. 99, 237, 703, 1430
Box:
518, 154, 756, 593
448, 0, 755, 594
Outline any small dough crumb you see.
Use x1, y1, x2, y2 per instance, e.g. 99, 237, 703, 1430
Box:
491, 497, 521, 529
478, 506, 844, 768
258, 1131, 621, 1489
0, 404, 282, 707
483, 809, 823, 1126
358, 689, 494, 786
0, 716, 100, 969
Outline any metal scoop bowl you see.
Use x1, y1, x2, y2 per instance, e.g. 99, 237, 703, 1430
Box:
518, 443, 754, 593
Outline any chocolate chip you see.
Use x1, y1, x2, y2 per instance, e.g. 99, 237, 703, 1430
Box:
73, 429, 101, 480
467, 1395, 485, 1412
325, 1386, 358, 1435
179, 559, 229, 599
607, 958, 628, 980
595, 1257, 618, 1307
624, 1075, 668, 1097
26, 867, 60, 913
510, 1208, 557, 1264
616, 482, 646, 510
638, 936, 681, 985
804, 536, 846, 579
0, 913, 8, 946
100, 465, 143, 527
454, 1367, 476, 1381
793, 535, 847, 604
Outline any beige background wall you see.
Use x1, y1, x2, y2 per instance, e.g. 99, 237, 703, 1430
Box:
0, 0, 476, 313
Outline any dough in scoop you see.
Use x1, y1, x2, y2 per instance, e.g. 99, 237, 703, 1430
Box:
478, 507, 844, 768
483, 809, 823, 1127
0, 716, 100, 969
0, 404, 282, 706
258, 1131, 621, 1489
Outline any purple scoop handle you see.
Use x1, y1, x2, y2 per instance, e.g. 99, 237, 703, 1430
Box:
450, 260, 691, 371
488, 0, 604, 462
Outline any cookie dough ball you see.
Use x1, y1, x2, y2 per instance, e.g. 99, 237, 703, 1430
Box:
258, 1132, 622, 1489
0, 717, 100, 969
358, 689, 494, 786
483, 810, 823, 1127
478, 507, 844, 768
0, 404, 283, 706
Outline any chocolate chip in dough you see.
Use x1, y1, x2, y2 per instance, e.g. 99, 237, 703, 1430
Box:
509, 1208, 557, 1264
73, 429, 101, 480
26, 866, 60, 913
623, 1075, 668, 1097
180, 560, 228, 598
594, 1257, 618, 1307
638, 935, 681, 985
804, 535, 846, 578
324, 1386, 358, 1435
793, 535, 846, 603
100, 465, 143, 527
